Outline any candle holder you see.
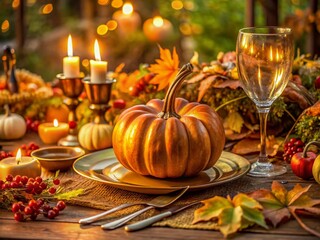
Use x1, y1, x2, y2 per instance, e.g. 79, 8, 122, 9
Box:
56, 73, 84, 146
82, 77, 115, 124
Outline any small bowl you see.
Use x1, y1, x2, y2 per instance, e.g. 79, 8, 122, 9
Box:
31, 146, 85, 171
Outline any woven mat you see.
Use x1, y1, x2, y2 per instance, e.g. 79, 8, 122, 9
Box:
44, 169, 259, 230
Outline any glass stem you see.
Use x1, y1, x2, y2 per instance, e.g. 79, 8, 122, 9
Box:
257, 106, 270, 164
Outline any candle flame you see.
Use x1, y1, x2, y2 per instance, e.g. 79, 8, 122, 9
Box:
53, 119, 59, 127
153, 16, 164, 27
67, 34, 73, 57
122, 2, 133, 15
94, 39, 101, 61
16, 148, 21, 165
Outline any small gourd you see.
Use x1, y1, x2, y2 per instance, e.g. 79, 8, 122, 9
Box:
112, 64, 225, 178
78, 112, 113, 151
0, 105, 27, 140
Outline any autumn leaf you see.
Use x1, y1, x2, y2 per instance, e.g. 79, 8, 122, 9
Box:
193, 193, 267, 238
148, 46, 180, 91
249, 181, 320, 238
224, 111, 244, 134
197, 75, 219, 102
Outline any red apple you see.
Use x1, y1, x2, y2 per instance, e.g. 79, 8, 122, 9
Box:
291, 151, 316, 179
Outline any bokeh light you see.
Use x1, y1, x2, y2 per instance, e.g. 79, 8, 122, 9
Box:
98, 0, 109, 6
1, 20, 10, 33
153, 16, 164, 27
111, 0, 123, 8
12, 0, 20, 9
41, 4, 53, 15
106, 20, 118, 31
97, 24, 109, 35
82, 59, 90, 68
171, 0, 183, 10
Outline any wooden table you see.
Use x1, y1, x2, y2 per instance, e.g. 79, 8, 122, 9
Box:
0, 133, 320, 240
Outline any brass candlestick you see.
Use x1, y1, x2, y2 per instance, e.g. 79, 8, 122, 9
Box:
56, 73, 84, 146
83, 77, 115, 124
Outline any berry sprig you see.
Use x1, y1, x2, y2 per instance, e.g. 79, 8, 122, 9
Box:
12, 199, 66, 221
283, 138, 305, 163
0, 174, 67, 222
0, 142, 40, 160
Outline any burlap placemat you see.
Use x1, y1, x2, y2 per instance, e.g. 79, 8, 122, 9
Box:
44, 169, 257, 230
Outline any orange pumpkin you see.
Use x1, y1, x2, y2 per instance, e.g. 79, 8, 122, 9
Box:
112, 64, 225, 178
45, 105, 69, 123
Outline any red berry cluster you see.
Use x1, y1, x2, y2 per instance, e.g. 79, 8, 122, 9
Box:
25, 117, 41, 133
12, 199, 66, 222
0, 150, 13, 160
129, 73, 155, 97
0, 174, 65, 222
20, 142, 40, 156
283, 138, 305, 163
0, 142, 40, 161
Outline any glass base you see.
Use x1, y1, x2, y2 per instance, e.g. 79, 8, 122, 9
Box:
247, 162, 287, 177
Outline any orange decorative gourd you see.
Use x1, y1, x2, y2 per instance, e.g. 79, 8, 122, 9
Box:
112, 64, 225, 178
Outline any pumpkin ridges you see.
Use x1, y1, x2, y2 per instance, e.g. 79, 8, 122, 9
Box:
121, 114, 157, 175
178, 102, 199, 116
144, 118, 167, 178
180, 115, 211, 176
0, 111, 26, 140
181, 103, 225, 168
113, 110, 151, 169
174, 98, 189, 112
78, 123, 113, 151
117, 105, 157, 122
192, 111, 225, 168
164, 118, 189, 178
146, 99, 164, 112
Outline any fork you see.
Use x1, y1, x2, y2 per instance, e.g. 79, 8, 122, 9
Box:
79, 186, 189, 225
100, 186, 189, 230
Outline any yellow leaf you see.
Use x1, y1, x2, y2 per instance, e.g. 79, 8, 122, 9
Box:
233, 193, 263, 210
218, 206, 243, 237
271, 181, 288, 206
224, 111, 244, 133
192, 196, 232, 224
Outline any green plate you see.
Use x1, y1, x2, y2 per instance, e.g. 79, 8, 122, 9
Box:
73, 148, 250, 194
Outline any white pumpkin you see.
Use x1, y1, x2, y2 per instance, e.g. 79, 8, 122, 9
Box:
0, 105, 27, 140
78, 123, 113, 151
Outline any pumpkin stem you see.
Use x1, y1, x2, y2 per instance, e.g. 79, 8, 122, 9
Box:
302, 141, 320, 158
4, 104, 10, 117
158, 63, 193, 119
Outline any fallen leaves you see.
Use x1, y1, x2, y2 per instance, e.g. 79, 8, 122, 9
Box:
193, 193, 267, 237
248, 181, 320, 229
193, 181, 320, 238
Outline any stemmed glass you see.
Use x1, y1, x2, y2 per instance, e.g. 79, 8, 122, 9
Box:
236, 27, 294, 177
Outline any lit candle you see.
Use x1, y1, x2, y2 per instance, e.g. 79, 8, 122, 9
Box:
113, 2, 141, 36
38, 119, 69, 144
143, 16, 173, 42
0, 149, 41, 181
63, 34, 80, 78
90, 39, 108, 83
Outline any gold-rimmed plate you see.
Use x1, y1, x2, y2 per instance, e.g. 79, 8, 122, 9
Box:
73, 148, 250, 194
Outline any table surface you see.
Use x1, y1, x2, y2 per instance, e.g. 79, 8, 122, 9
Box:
0, 133, 320, 240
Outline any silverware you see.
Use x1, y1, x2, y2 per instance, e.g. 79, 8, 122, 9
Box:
100, 186, 189, 230
124, 201, 201, 232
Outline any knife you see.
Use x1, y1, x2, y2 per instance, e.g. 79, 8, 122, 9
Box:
124, 201, 201, 232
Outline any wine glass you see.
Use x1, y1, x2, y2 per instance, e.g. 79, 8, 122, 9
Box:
236, 27, 294, 177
